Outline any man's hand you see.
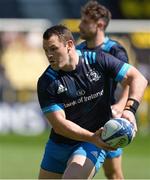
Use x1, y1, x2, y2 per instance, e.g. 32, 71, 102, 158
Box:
121, 110, 137, 132
92, 128, 116, 151
111, 104, 123, 118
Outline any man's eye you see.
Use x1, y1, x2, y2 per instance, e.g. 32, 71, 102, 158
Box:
51, 47, 58, 51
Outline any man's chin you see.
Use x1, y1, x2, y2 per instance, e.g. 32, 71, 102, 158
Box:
79, 34, 86, 40
80, 34, 90, 41
51, 64, 59, 71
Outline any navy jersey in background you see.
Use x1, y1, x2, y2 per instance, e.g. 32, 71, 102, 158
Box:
76, 36, 129, 104
37, 50, 131, 145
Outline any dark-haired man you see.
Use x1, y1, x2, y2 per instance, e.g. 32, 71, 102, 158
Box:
37, 24, 147, 179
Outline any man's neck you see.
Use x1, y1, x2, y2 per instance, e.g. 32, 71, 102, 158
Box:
86, 32, 105, 49
63, 50, 79, 72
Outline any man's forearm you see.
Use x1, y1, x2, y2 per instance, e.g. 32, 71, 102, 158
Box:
46, 112, 94, 143
123, 66, 148, 103
116, 84, 129, 108
128, 70, 147, 103
55, 118, 94, 142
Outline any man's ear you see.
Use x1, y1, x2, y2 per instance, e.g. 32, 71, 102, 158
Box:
97, 20, 105, 31
67, 40, 74, 51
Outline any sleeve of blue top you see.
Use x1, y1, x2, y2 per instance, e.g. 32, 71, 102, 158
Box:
42, 104, 64, 114
115, 63, 132, 82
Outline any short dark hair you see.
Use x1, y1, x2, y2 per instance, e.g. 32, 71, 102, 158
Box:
81, 0, 111, 30
43, 24, 75, 44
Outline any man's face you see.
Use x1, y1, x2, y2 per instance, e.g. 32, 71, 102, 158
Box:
43, 35, 69, 71
79, 15, 98, 40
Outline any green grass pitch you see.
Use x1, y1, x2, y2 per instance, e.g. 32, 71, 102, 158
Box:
0, 130, 150, 179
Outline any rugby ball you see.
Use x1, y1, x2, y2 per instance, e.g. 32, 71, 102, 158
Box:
101, 118, 135, 148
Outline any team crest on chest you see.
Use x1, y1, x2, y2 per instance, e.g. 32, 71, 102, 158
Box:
86, 69, 101, 82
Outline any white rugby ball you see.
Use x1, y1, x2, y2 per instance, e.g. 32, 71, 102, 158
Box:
101, 118, 135, 148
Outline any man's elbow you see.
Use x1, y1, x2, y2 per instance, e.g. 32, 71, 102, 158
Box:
140, 73, 148, 89
129, 67, 148, 88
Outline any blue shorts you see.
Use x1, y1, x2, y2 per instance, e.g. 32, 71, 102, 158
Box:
41, 139, 122, 174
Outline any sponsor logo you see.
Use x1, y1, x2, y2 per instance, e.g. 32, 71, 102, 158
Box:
64, 90, 104, 108
57, 84, 67, 94
91, 151, 98, 158
76, 89, 86, 96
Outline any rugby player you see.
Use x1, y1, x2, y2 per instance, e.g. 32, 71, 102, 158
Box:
37, 25, 147, 179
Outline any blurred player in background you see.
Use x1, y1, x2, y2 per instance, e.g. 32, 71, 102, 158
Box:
77, 0, 129, 178
37, 25, 147, 179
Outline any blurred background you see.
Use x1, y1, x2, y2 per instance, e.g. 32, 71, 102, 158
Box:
0, 0, 150, 179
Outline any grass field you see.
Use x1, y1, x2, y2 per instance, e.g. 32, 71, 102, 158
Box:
0, 130, 150, 179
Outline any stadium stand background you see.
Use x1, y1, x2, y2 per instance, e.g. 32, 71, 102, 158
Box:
0, 0, 150, 22
0, 0, 122, 23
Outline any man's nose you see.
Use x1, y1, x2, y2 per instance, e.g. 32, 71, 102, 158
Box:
47, 53, 53, 58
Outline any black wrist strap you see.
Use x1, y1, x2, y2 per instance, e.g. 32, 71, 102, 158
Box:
124, 108, 136, 114
124, 98, 140, 115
